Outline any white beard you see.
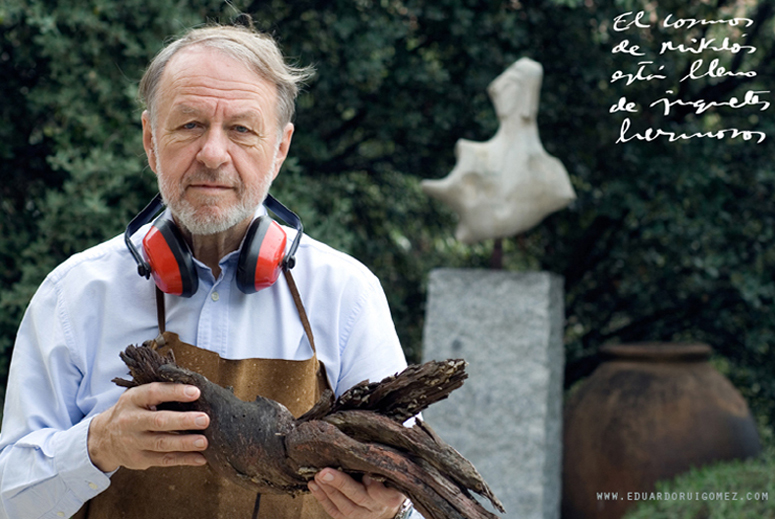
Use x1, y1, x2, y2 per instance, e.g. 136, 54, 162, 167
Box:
154, 137, 279, 236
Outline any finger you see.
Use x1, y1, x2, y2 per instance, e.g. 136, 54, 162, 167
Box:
128, 382, 201, 408
315, 483, 359, 518
308, 480, 341, 518
316, 469, 370, 505
362, 475, 406, 509
138, 408, 210, 433
315, 469, 372, 513
141, 431, 209, 453
137, 450, 208, 470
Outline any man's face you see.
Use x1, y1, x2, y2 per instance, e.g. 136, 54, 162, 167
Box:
142, 46, 294, 236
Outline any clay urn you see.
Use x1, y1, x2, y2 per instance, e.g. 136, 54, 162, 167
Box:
562, 343, 761, 519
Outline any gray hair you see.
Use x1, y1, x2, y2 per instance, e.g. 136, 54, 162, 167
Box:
139, 24, 314, 129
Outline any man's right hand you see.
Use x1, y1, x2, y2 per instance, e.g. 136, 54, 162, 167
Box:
87, 382, 210, 473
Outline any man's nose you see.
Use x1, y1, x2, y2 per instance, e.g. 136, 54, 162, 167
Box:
196, 127, 230, 170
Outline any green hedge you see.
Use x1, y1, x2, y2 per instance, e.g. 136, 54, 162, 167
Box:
2, 0, 774, 431
623, 446, 775, 519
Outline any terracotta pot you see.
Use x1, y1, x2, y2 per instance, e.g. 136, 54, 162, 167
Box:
561, 343, 761, 519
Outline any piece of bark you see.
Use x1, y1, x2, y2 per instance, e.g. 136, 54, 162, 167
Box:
322, 411, 501, 509
113, 339, 505, 518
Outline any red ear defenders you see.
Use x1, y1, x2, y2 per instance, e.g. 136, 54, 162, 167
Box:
125, 193, 303, 297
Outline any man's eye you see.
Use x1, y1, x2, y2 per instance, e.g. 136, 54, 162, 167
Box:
182, 122, 198, 130
234, 125, 250, 134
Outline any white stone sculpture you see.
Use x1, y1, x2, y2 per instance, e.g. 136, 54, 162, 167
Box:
421, 58, 576, 245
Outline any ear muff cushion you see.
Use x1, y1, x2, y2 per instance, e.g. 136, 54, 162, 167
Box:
236, 216, 287, 294
142, 219, 199, 297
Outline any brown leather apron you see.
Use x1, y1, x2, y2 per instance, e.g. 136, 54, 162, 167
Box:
74, 271, 331, 519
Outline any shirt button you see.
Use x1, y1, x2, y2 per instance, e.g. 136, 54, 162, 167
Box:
211, 291, 220, 302
89, 482, 99, 490
57, 513, 65, 517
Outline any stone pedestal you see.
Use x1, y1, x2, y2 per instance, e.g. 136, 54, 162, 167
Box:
421, 269, 564, 519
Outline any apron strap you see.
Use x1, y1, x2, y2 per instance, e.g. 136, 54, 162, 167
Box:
283, 269, 317, 355
156, 287, 166, 335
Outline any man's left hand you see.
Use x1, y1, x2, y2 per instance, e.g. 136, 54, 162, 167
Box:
308, 468, 406, 519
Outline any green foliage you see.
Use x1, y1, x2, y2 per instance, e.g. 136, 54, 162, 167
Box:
1, 0, 774, 435
0, 0, 228, 398
535, 0, 775, 429
623, 447, 775, 519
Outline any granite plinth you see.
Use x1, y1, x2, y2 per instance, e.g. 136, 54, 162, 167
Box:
422, 269, 564, 519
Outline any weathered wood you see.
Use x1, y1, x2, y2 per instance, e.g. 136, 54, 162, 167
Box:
329, 359, 469, 422
114, 339, 504, 518
323, 411, 503, 512
286, 421, 500, 519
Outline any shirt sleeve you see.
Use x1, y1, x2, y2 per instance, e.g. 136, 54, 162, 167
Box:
0, 277, 110, 519
334, 272, 408, 396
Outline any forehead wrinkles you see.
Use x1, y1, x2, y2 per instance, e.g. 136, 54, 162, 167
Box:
171, 103, 265, 130
169, 75, 275, 99
157, 48, 279, 121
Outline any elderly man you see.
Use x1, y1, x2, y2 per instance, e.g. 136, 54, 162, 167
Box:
0, 24, 417, 519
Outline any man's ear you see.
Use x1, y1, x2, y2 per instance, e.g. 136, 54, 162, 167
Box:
271, 123, 295, 180
141, 110, 157, 174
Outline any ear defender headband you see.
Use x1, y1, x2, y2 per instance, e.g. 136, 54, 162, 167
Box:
125, 193, 303, 297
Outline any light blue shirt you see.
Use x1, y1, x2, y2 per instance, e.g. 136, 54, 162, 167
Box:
0, 212, 412, 519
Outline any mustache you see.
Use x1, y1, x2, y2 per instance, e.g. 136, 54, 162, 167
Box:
182, 169, 241, 189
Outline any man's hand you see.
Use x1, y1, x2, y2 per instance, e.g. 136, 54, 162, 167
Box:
308, 468, 406, 519
88, 382, 210, 473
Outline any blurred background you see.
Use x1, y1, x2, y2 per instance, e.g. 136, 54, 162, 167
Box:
1, 0, 773, 513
